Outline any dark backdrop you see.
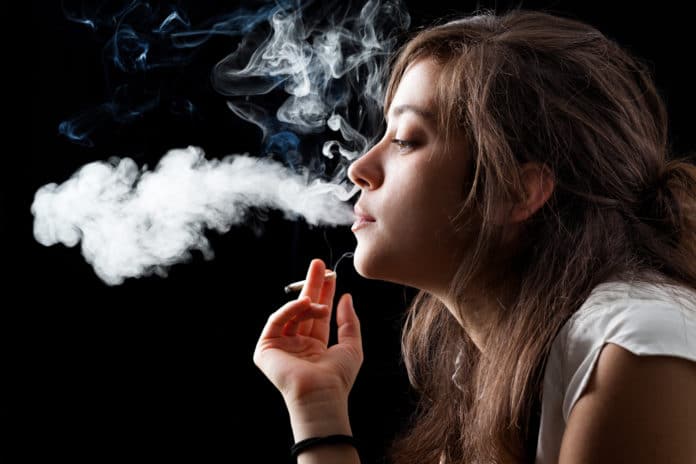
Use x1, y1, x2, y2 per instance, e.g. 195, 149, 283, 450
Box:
26, 1, 694, 462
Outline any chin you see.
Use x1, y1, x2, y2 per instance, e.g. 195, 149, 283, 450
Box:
352, 242, 402, 282
351, 245, 375, 278
351, 241, 382, 278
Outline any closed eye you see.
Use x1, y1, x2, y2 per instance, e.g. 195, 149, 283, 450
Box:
391, 139, 415, 152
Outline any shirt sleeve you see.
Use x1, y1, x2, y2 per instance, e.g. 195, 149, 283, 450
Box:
560, 293, 696, 422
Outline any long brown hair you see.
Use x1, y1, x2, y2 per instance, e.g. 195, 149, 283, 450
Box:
385, 9, 696, 464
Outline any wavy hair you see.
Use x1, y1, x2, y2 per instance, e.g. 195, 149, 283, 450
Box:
384, 9, 696, 464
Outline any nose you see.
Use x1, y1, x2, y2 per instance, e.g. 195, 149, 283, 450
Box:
347, 142, 384, 190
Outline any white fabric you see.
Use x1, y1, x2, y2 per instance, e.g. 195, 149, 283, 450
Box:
535, 279, 696, 464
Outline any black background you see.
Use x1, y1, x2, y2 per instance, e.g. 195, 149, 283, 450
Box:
26, 1, 694, 462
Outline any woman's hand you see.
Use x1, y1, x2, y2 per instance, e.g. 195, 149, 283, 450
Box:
253, 259, 363, 405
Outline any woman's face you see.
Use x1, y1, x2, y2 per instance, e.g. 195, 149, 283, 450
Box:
348, 58, 473, 294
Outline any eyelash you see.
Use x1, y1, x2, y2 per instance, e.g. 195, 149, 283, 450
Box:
391, 138, 415, 151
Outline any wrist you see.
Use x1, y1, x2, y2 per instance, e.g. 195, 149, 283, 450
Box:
285, 392, 352, 441
290, 434, 357, 459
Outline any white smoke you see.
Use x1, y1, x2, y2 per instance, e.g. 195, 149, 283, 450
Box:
31, 146, 354, 285
214, 0, 410, 152
34, 0, 410, 285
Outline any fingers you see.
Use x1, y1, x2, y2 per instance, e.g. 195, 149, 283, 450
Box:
318, 270, 337, 308
260, 297, 328, 340
307, 274, 336, 343
296, 259, 334, 337
282, 304, 329, 336
336, 294, 362, 359
295, 259, 324, 336
299, 259, 326, 302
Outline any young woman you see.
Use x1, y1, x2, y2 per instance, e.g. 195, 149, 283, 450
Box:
253, 9, 696, 464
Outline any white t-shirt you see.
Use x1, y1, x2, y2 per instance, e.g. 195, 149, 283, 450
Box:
534, 279, 696, 463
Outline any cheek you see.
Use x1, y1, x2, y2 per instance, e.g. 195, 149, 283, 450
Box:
352, 204, 422, 279
352, 161, 468, 280
352, 211, 436, 280
380, 165, 459, 243
395, 176, 460, 232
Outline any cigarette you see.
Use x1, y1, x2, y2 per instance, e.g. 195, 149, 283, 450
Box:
284, 270, 337, 293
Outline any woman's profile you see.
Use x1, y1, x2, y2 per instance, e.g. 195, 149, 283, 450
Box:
253, 9, 696, 463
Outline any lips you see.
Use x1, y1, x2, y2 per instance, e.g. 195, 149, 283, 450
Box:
352, 204, 376, 232
353, 205, 376, 222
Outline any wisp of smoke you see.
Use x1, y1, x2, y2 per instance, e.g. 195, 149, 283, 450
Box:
33, 0, 410, 285
32, 146, 354, 285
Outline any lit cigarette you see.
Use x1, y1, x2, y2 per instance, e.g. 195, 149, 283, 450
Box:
284, 270, 336, 293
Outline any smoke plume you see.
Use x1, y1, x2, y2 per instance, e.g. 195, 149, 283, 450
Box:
32, 146, 353, 285
33, 0, 410, 285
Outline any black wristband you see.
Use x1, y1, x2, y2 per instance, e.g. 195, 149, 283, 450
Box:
290, 434, 357, 458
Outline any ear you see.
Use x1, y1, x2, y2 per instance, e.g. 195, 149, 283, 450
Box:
508, 162, 555, 223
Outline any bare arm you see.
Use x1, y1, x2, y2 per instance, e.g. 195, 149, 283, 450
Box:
254, 259, 364, 463
559, 343, 696, 463
286, 392, 360, 464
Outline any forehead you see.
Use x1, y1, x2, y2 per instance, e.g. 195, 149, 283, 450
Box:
388, 59, 439, 117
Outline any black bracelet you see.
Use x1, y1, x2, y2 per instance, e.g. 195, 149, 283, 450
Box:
290, 434, 357, 458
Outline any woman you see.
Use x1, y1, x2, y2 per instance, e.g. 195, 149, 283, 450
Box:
253, 9, 696, 463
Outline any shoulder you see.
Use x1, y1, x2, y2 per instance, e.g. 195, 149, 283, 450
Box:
552, 280, 696, 463
550, 281, 696, 415
563, 281, 696, 358
558, 342, 696, 463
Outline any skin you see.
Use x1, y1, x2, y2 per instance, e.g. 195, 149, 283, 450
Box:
560, 343, 696, 463
347, 59, 472, 298
347, 58, 554, 350
254, 259, 361, 464
253, 58, 696, 463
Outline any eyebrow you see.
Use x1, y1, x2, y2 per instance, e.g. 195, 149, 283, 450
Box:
386, 104, 435, 124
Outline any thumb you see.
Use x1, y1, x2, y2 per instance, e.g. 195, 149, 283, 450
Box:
336, 294, 362, 356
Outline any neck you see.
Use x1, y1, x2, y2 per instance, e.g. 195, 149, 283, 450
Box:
436, 270, 520, 353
